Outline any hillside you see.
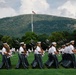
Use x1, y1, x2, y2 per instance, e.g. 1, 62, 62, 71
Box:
0, 14, 76, 37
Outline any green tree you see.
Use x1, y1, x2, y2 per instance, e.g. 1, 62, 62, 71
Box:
38, 34, 49, 42
49, 32, 65, 42
72, 30, 76, 43
21, 32, 38, 44
0, 34, 3, 41
62, 31, 73, 42
1, 36, 13, 48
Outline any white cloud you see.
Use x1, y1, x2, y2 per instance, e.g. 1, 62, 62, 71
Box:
19, 0, 51, 14
0, 0, 76, 19
0, 0, 5, 3
58, 1, 76, 18
0, 7, 17, 18
0, 0, 17, 18
0, 0, 51, 18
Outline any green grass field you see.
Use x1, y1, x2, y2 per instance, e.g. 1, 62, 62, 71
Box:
0, 52, 76, 75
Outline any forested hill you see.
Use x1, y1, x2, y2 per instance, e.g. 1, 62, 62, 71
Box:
0, 14, 76, 37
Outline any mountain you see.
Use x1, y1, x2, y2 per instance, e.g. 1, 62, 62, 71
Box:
0, 14, 76, 37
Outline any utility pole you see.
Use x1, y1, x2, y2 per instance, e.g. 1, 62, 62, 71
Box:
31, 13, 33, 32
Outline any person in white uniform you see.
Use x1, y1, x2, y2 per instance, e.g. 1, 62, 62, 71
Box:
63, 42, 76, 54
61, 41, 76, 68
16, 42, 28, 69
23, 44, 29, 67
59, 45, 66, 64
31, 46, 38, 68
0, 43, 12, 69
48, 42, 58, 55
34, 42, 44, 69
46, 42, 59, 68
68, 40, 76, 68
69, 40, 75, 54
63, 43, 70, 54
59, 45, 66, 54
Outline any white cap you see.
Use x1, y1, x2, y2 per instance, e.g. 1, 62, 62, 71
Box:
3, 43, 8, 45
66, 43, 69, 45
20, 42, 24, 44
24, 44, 26, 45
37, 42, 41, 44
52, 42, 56, 45
62, 45, 65, 47
70, 40, 74, 43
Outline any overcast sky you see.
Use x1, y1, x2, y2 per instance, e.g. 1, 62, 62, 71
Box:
0, 0, 76, 19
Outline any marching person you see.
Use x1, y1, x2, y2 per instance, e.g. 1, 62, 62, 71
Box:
68, 40, 76, 68
69, 40, 76, 54
60, 41, 76, 68
58, 45, 66, 64
59, 45, 66, 54
34, 42, 44, 69
23, 44, 29, 67
48, 42, 59, 68
0, 43, 12, 69
16, 42, 29, 69
31, 46, 38, 68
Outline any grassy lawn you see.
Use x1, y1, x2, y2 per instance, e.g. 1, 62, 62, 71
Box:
0, 52, 76, 75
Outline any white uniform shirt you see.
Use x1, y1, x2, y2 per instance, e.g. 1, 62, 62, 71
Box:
2, 47, 12, 58
64, 46, 69, 53
26, 51, 29, 56
59, 48, 65, 54
48, 46, 56, 55
68, 45, 74, 54
19, 46, 24, 54
34, 50, 38, 54
35, 46, 41, 54
2, 47, 7, 55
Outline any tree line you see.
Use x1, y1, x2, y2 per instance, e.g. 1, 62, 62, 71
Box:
0, 30, 76, 49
